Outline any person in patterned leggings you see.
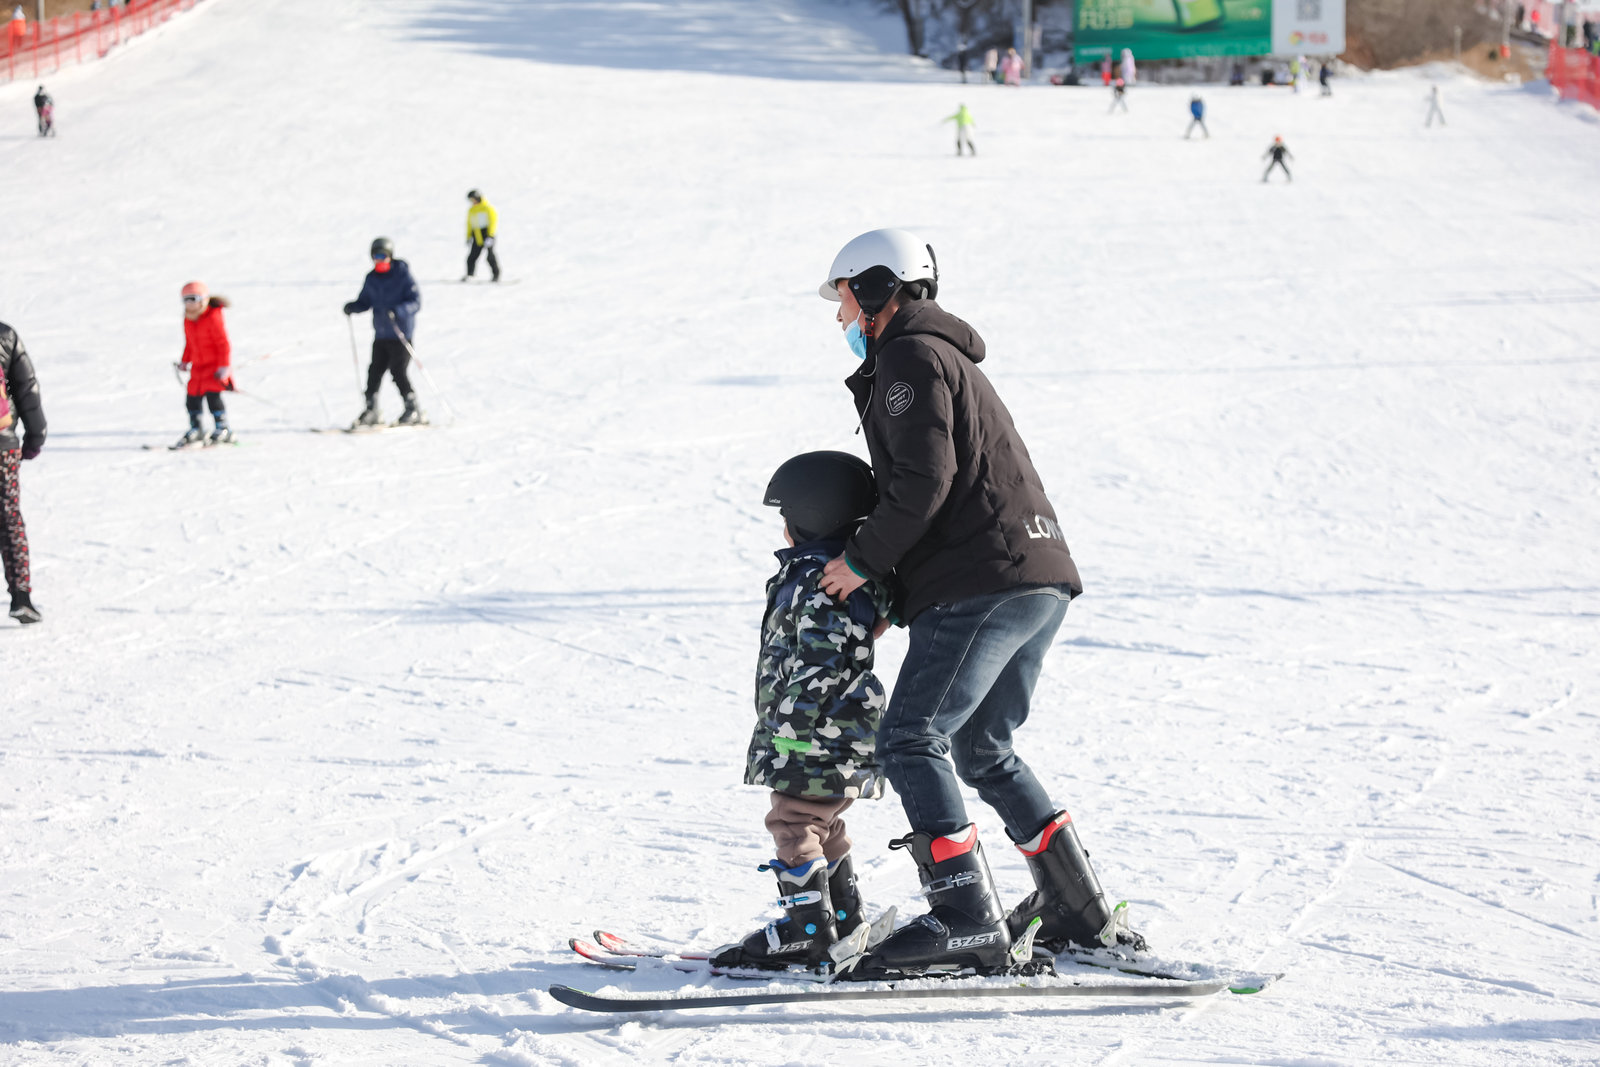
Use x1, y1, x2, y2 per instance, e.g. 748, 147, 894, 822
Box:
0, 320, 46, 624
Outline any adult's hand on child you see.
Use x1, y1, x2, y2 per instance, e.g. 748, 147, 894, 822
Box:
214, 366, 230, 381
821, 555, 867, 600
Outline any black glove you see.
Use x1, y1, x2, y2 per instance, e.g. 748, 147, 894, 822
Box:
21, 444, 40, 461
343, 302, 358, 315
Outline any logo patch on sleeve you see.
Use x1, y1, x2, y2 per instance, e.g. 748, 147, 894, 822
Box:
885, 382, 915, 416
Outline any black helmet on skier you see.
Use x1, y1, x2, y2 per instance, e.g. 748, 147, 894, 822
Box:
764, 451, 877, 543
819, 228, 939, 315
370, 236, 395, 260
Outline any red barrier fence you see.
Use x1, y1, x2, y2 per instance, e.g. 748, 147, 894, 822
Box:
1548, 41, 1600, 110
3, 0, 203, 86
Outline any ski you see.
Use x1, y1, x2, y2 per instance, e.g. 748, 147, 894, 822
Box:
581, 929, 1277, 996
145, 439, 241, 451
547, 973, 1232, 1013
583, 914, 896, 967
309, 422, 429, 435
571, 939, 836, 982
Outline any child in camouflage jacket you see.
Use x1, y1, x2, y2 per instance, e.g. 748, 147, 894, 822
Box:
712, 451, 892, 971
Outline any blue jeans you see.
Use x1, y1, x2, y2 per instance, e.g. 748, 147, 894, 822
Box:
879, 585, 1071, 841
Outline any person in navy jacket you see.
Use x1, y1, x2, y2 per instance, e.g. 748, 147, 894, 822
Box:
343, 237, 424, 428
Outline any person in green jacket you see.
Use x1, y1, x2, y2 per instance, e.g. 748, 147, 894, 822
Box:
943, 103, 976, 156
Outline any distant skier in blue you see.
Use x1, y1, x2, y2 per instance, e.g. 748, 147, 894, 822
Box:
1185, 95, 1208, 139
342, 237, 425, 429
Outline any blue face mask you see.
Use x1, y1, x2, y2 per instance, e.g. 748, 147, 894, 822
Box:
844, 318, 868, 361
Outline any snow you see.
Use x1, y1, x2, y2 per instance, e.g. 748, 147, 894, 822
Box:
2, 0, 1599, 1062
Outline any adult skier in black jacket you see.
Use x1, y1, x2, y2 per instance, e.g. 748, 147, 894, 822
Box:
816, 229, 1144, 976
0, 320, 46, 623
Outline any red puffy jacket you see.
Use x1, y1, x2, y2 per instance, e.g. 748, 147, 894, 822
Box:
182, 302, 232, 397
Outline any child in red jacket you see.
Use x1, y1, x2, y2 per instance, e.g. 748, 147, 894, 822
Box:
175, 281, 234, 448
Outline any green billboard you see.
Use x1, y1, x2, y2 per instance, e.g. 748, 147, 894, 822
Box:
1075, 0, 1272, 60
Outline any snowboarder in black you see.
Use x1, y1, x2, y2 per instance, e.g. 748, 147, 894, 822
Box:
1262, 136, 1293, 182
0, 319, 46, 624
342, 237, 425, 428
33, 86, 53, 137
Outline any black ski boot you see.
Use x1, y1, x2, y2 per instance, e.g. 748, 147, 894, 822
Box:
711, 857, 837, 971
1005, 811, 1146, 954
352, 397, 383, 430
9, 590, 41, 625
396, 393, 426, 426
829, 853, 866, 942
863, 825, 1012, 976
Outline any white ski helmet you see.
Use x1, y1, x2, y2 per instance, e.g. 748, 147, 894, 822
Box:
819, 228, 939, 308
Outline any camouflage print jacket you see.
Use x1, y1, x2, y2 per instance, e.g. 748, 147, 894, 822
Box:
745, 539, 892, 801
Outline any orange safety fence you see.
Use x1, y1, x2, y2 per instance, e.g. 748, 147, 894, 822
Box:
3, 0, 204, 86
1548, 41, 1600, 110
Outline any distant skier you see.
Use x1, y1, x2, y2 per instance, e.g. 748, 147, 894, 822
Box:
7, 7, 25, 54
1289, 55, 1302, 93
1185, 95, 1208, 139
1425, 85, 1446, 127
32, 85, 53, 137
943, 103, 976, 156
463, 189, 500, 283
1000, 46, 1022, 86
172, 281, 234, 449
1262, 136, 1293, 182
1108, 77, 1128, 113
1120, 47, 1137, 85
1100, 55, 1112, 86
342, 237, 424, 429
709, 452, 893, 972
0, 318, 45, 625
983, 47, 998, 84
956, 35, 969, 83
1319, 61, 1333, 96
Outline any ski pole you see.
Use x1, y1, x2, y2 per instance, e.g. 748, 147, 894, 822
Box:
346, 314, 363, 395
235, 340, 305, 368
386, 311, 458, 422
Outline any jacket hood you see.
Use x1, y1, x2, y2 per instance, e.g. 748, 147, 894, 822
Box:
873, 299, 986, 365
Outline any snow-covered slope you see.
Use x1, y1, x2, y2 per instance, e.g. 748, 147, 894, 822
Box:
2, 1, 1598, 1063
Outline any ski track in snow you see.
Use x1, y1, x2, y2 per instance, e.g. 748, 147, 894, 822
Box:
2, 0, 1599, 1063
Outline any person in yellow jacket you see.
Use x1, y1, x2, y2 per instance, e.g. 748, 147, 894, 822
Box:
943, 103, 975, 157
463, 189, 500, 283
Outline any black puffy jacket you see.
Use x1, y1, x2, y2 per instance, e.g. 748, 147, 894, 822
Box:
0, 322, 46, 454
842, 299, 1080, 622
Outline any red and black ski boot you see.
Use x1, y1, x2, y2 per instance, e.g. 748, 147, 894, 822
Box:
1005, 811, 1146, 954
860, 825, 1014, 976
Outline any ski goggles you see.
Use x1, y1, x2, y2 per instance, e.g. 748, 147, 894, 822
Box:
181, 293, 204, 305
371, 252, 391, 262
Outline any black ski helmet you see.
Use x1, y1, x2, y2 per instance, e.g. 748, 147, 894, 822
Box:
370, 236, 395, 259
764, 451, 877, 542
466, 189, 481, 201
